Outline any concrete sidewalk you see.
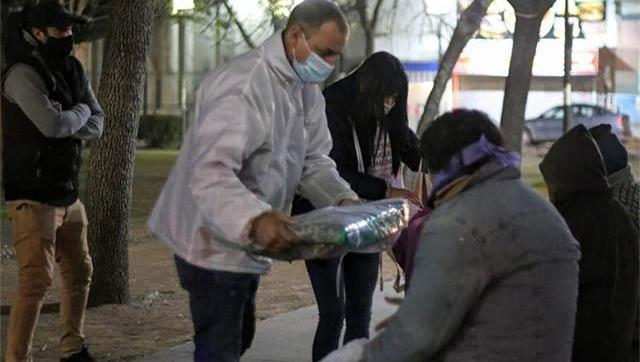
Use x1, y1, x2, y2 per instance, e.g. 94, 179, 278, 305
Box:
136, 285, 401, 362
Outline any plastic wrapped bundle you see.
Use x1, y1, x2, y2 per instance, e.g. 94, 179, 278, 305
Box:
248, 198, 409, 260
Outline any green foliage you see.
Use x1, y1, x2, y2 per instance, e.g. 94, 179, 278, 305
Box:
137, 114, 182, 148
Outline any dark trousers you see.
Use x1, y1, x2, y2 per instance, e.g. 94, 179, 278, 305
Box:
305, 252, 380, 362
175, 255, 260, 362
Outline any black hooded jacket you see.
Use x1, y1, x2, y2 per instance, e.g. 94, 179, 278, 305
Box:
540, 125, 639, 362
292, 74, 420, 214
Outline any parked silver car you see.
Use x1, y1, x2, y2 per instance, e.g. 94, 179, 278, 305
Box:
524, 104, 626, 144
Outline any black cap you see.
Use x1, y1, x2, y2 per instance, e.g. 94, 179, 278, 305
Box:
28, 0, 88, 30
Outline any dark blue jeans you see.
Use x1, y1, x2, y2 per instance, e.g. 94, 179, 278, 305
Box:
175, 255, 260, 362
305, 252, 380, 362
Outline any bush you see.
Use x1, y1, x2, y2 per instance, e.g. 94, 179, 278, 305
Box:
137, 114, 182, 148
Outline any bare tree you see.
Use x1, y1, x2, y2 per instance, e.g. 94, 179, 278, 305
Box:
416, 0, 493, 136
197, 0, 266, 49
500, 0, 555, 153
85, 0, 157, 306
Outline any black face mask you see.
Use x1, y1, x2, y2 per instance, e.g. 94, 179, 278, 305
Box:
39, 34, 74, 60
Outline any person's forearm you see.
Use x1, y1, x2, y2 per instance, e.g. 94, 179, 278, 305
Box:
73, 78, 105, 140
31, 102, 91, 138
71, 114, 104, 140
4, 64, 91, 138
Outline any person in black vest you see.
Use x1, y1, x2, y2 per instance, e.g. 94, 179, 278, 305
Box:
2, 2, 103, 361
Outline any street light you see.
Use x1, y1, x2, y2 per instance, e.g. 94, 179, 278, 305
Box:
172, 0, 194, 138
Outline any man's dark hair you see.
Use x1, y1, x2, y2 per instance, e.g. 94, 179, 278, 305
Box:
421, 109, 504, 173
285, 0, 349, 34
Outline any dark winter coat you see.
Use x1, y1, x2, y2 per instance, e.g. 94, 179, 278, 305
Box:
363, 161, 581, 362
609, 165, 640, 232
539, 125, 639, 362
2, 55, 87, 206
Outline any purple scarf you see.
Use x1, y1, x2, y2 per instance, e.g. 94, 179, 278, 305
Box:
430, 135, 521, 198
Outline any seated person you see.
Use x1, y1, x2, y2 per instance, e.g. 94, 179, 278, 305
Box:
323, 109, 581, 362
540, 124, 639, 362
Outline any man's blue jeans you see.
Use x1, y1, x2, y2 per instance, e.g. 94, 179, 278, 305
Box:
175, 255, 260, 362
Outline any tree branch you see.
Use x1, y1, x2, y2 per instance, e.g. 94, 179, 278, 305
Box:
417, 0, 493, 135
354, 0, 369, 31
371, 0, 385, 30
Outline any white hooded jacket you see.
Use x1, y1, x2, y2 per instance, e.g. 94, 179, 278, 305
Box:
148, 32, 357, 274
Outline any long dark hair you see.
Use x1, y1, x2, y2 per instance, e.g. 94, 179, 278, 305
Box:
351, 51, 409, 173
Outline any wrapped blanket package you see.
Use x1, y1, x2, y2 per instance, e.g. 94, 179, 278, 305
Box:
248, 198, 409, 260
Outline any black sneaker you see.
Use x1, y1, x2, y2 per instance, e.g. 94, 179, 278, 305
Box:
60, 346, 96, 362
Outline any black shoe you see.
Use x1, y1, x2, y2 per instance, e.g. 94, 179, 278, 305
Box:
60, 346, 96, 362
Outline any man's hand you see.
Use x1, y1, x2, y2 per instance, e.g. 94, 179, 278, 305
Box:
250, 211, 298, 253
386, 187, 424, 208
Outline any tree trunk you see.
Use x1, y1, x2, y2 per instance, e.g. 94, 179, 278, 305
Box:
500, 0, 554, 153
355, 0, 384, 57
416, 0, 492, 136
86, 0, 156, 306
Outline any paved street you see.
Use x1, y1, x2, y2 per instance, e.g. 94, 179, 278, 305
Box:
136, 284, 400, 362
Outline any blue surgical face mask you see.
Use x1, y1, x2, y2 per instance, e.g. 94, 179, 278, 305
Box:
292, 35, 334, 83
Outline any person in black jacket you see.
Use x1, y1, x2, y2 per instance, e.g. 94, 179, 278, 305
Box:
292, 51, 422, 362
2, 2, 103, 362
589, 124, 639, 231
589, 124, 640, 362
540, 125, 639, 362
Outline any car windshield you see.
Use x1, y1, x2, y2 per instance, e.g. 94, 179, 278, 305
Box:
541, 108, 562, 119
579, 106, 594, 118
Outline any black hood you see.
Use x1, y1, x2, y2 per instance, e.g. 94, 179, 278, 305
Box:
539, 124, 610, 204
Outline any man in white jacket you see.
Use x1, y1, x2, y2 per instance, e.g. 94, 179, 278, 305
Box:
148, 1, 357, 361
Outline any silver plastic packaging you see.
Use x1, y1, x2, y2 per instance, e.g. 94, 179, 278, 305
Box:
247, 198, 409, 260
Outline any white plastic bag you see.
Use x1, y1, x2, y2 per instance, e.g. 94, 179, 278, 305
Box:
247, 198, 409, 260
